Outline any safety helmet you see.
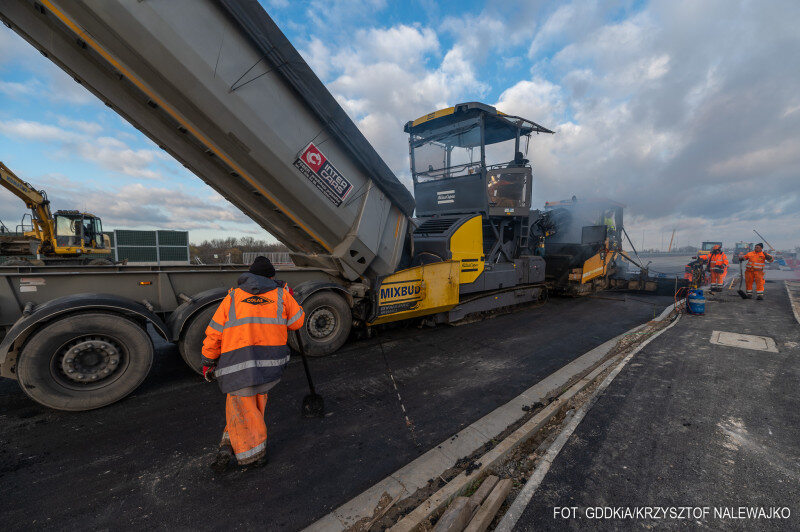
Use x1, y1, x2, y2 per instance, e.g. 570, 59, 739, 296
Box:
712, 244, 721, 251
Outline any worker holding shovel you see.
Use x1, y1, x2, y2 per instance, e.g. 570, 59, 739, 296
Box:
739, 243, 774, 300
707, 244, 728, 292
201, 256, 304, 472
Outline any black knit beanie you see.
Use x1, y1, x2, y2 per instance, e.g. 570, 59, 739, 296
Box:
249, 256, 276, 278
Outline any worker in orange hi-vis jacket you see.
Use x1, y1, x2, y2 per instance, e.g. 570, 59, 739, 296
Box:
202, 256, 304, 472
739, 243, 774, 300
706, 244, 728, 292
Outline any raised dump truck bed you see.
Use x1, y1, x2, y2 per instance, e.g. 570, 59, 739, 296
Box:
1, 0, 412, 280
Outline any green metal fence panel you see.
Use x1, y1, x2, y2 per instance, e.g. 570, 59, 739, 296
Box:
157, 230, 188, 246
116, 246, 158, 262
110, 230, 189, 264
159, 246, 189, 262
116, 230, 157, 246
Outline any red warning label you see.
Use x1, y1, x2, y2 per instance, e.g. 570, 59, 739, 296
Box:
294, 142, 353, 207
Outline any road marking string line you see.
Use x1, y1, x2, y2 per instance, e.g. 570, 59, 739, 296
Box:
378, 339, 422, 448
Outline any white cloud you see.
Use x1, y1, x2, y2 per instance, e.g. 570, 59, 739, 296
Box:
0, 119, 164, 180
0, 26, 95, 105
0, 119, 77, 143
0, 79, 37, 97
709, 138, 800, 177
56, 117, 103, 135
354, 25, 439, 67
300, 22, 491, 179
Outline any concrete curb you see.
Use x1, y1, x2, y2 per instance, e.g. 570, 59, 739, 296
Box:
305, 302, 680, 531
785, 281, 800, 325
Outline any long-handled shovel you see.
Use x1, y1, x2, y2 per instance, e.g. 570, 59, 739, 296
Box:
737, 259, 748, 299
292, 332, 324, 418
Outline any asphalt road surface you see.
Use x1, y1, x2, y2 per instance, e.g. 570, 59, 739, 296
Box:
515, 282, 800, 531
1, 293, 672, 530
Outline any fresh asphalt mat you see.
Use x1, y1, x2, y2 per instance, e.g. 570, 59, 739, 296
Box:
0, 293, 672, 530
514, 282, 800, 531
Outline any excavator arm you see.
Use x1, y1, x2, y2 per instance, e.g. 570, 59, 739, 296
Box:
0, 161, 55, 252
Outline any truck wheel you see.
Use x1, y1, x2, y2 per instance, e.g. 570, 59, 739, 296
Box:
4, 259, 32, 266
16, 313, 153, 411
178, 305, 217, 375
295, 291, 352, 357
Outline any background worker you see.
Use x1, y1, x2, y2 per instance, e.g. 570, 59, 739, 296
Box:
707, 244, 728, 292
601, 209, 616, 241
739, 243, 774, 300
201, 256, 305, 472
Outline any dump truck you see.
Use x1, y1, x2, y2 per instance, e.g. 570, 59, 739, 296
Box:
0, 0, 619, 411
0, 161, 113, 265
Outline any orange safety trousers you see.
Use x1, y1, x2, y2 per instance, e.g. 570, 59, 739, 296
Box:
221, 393, 268, 464
745, 270, 765, 295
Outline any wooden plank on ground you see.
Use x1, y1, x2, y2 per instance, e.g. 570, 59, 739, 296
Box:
464, 479, 513, 532
467, 476, 499, 511
433, 497, 472, 532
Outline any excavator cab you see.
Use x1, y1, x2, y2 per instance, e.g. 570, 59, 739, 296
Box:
53, 210, 106, 252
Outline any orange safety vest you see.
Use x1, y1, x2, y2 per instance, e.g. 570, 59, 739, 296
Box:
708, 251, 728, 271
741, 251, 771, 271
202, 283, 304, 393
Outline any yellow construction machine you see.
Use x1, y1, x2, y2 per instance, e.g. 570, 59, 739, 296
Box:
541, 198, 624, 295
0, 162, 112, 265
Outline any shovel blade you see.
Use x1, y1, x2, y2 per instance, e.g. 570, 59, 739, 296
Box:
302, 393, 325, 418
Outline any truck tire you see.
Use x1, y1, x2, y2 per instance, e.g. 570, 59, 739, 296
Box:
4, 259, 32, 266
178, 305, 217, 375
295, 291, 352, 357
16, 313, 153, 411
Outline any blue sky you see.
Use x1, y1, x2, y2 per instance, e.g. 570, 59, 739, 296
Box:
1, 0, 798, 249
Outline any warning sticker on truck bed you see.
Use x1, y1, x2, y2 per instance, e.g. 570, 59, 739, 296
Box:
294, 142, 353, 206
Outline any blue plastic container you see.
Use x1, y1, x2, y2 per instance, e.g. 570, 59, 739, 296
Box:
687, 289, 705, 315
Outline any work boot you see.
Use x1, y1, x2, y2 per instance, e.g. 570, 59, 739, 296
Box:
210, 444, 235, 473
757, 294, 764, 300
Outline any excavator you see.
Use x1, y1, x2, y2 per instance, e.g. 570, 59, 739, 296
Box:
0, 162, 112, 265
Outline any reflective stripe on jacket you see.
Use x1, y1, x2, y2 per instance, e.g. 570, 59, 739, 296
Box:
202, 275, 304, 394
742, 251, 771, 271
